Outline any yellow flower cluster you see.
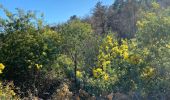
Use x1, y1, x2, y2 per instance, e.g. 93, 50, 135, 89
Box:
93, 68, 103, 78
76, 70, 82, 78
103, 73, 109, 81
97, 50, 111, 71
93, 35, 130, 81
106, 35, 113, 46
119, 40, 129, 60
0, 63, 5, 74
110, 39, 129, 60
35, 64, 42, 70
97, 35, 129, 71
93, 68, 109, 80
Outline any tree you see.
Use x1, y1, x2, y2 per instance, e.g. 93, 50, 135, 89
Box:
56, 19, 93, 91
107, 0, 139, 38
91, 2, 108, 35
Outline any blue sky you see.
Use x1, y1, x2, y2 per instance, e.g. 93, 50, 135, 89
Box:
0, 0, 114, 24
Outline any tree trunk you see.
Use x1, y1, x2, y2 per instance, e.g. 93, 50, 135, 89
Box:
74, 52, 78, 91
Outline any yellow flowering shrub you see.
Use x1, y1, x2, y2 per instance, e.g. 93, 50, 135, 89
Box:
92, 34, 130, 82
0, 63, 5, 74
96, 35, 129, 71
89, 34, 153, 93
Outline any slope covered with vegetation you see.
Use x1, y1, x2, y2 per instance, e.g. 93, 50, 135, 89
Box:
0, 0, 170, 99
